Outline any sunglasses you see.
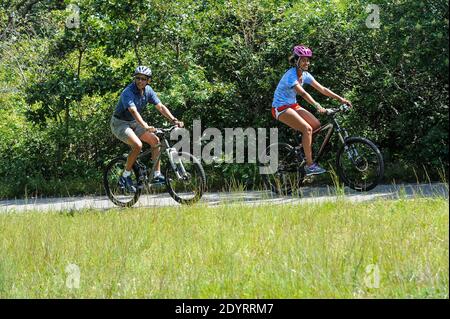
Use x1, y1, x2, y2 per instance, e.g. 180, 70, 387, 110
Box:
135, 76, 149, 82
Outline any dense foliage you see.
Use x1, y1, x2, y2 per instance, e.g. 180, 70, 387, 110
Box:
0, 0, 448, 198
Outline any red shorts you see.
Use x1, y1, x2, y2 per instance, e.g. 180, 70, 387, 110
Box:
271, 103, 302, 120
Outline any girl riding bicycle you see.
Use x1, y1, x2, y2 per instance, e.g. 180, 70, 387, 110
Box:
272, 45, 352, 176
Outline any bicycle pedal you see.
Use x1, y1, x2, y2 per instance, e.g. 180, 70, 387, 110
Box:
302, 175, 315, 183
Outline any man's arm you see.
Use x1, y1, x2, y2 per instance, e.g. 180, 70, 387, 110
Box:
128, 106, 154, 131
155, 103, 182, 125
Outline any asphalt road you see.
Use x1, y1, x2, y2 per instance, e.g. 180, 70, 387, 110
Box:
0, 183, 447, 213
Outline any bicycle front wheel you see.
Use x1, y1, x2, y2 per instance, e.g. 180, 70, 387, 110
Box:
103, 156, 141, 207
336, 137, 384, 192
165, 152, 206, 204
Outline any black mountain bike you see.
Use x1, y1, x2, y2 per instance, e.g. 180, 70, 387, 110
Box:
104, 126, 206, 207
262, 104, 384, 195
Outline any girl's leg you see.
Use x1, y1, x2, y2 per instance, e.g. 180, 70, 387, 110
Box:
295, 108, 321, 132
278, 108, 314, 166
293, 108, 327, 174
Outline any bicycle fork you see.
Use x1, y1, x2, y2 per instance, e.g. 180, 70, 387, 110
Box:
334, 121, 360, 164
167, 148, 188, 180
339, 132, 362, 166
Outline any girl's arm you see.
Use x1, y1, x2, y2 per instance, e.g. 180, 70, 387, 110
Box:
310, 79, 352, 107
294, 83, 327, 113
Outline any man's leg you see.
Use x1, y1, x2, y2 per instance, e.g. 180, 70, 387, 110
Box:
139, 131, 163, 179
125, 129, 143, 171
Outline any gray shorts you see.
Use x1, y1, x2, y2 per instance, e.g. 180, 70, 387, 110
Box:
110, 116, 147, 144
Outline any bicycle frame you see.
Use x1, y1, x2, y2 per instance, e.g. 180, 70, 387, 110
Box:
265, 103, 383, 193
294, 114, 350, 165
135, 141, 164, 183
135, 130, 188, 185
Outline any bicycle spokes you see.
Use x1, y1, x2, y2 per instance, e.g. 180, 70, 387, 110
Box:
165, 153, 205, 204
354, 155, 369, 172
337, 138, 384, 191
104, 157, 141, 207
345, 145, 368, 171
262, 143, 305, 195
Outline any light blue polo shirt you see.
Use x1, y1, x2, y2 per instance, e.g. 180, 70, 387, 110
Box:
114, 82, 161, 121
272, 68, 315, 108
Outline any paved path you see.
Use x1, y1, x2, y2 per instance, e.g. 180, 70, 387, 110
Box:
0, 183, 447, 213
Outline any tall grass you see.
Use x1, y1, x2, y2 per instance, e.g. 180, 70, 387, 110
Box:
0, 198, 448, 298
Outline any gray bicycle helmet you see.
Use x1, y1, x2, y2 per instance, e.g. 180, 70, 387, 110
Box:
133, 65, 152, 77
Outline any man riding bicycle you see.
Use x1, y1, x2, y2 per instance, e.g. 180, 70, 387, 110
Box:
110, 65, 183, 193
272, 45, 352, 176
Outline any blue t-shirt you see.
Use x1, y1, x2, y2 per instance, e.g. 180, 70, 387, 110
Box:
114, 82, 161, 121
272, 68, 315, 108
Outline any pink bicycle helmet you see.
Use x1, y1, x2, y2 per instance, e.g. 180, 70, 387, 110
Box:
293, 45, 313, 58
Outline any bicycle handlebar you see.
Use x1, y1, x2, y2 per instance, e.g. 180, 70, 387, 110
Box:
154, 125, 178, 135
326, 104, 351, 116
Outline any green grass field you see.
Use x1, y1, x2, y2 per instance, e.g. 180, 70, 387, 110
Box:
0, 198, 448, 298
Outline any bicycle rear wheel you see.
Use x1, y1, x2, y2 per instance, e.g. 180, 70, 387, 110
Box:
336, 137, 384, 191
165, 152, 206, 204
261, 143, 304, 195
103, 156, 141, 207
